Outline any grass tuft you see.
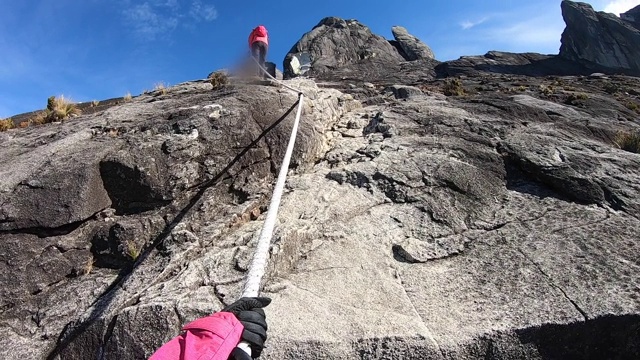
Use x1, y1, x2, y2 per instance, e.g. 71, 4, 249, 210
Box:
0, 118, 15, 132
81, 257, 95, 275
154, 82, 168, 95
442, 78, 465, 96
126, 241, 140, 261
625, 101, 639, 113
613, 130, 640, 153
28, 96, 81, 126
48, 96, 81, 121
539, 84, 554, 96
208, 71, 229, 90
565, 93, 589, 105
32, 111, 48, 125
603, 82, 620, 94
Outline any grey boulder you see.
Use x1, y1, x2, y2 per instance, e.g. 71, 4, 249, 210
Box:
384, 84, 424, 99
391, 25, 435, 61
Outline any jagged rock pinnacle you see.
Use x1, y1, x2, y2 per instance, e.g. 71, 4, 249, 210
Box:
560, 0, 640, 76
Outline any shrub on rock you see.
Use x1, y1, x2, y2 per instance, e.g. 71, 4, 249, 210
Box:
626, 101, 639, 113
614, 130, 640, 153
30, 95, 81, 125
442, 78, 465, 96
0, 118, 14, 131
208, 71, 229, 90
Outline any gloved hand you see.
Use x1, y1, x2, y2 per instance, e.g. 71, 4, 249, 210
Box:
222, 297, 271, 358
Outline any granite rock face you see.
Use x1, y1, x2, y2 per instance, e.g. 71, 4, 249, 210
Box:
283, 17, 405, 79
436, 51, 594, 77
283, 17, 439, 81
262, 79, 640, 359
391, 25, 435, 61
620, 5, 640, 29
0, 79, 360, 359
560, 0, 640, 76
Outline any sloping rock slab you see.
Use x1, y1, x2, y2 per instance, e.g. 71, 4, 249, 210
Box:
436, 51, 593, 77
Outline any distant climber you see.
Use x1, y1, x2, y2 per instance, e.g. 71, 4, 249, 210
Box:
249, 25, 269, 77
149, 297, 271, 360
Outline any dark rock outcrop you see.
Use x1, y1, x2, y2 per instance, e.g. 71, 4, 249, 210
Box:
560, 0, 640, 76
283, 17, 439, 82
621, 5, 640, 29
0, 140, 113, 231
384, 84, 424, 99
90, 216, 165, 268
436, 51, 593, 77
391, 26, 435, 61
283, 17, 405, 79
438, 1, 640, 79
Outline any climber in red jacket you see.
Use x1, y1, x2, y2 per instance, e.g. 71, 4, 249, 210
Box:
248, 25, 269, 77
149, 297, 271, 360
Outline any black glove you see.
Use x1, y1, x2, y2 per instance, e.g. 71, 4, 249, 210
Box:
222, 297, 271, 358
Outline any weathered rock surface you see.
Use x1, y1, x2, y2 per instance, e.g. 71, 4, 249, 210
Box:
391, 26, 435, 61
283, 17, 405, 79
0, 131, 112, 230
2, 8, 640, 360
0, 78, 360, 359
283, 17, 439, 82
436, 51, 595, 77
560, 0, 640, 76
384, 84, 423, 99
621, 5, 640, 29
259, 76, 640, 358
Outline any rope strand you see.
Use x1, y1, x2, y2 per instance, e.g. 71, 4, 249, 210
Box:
250, 55, 305, 95
236, 53, 306, 356
241, 93, 304, 297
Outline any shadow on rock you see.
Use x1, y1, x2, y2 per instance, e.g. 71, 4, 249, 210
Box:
516, 314, 640, 360
502, 160, 568, 201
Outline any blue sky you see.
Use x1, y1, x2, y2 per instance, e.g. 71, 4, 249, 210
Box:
0, 0, 638, 118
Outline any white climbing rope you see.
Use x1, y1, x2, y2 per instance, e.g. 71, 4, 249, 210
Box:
241, 93, 304, 297
236, 55, 306, 356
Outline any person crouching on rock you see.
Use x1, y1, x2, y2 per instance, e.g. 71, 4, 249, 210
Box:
149, 297, 271, 360
249, 25, 269, 78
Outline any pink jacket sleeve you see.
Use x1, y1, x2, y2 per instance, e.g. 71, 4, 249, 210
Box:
149, 312, 244, 360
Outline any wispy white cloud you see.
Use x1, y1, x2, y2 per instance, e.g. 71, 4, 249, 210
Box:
438, 5, 566, 61
481, 15, 564, 48
122, 0, 218, 41
190, 0, 218, 22
460, 17, 489, 30
124, 3, 179, 40
602, 0, 640, 15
